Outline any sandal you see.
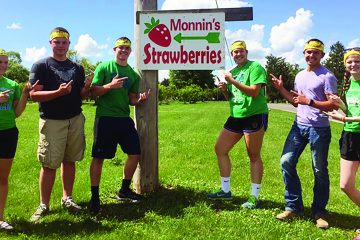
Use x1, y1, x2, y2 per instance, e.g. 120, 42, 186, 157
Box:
0, 221, 13, 230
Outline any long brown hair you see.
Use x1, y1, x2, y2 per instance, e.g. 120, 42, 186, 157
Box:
340, 71, 351, 102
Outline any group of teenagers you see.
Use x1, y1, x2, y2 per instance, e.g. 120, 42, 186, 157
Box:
0, 27, 359, 236
206, 38, 360, 237
0, 27, 150, 230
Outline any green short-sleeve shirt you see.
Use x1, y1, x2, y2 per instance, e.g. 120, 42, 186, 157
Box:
344, 77, 360, 132
0, 76, 21, 130
92, 60, 140, 117
228, 61, 268, 118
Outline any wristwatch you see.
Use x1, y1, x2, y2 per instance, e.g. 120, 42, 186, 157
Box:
309, 99, 314, 106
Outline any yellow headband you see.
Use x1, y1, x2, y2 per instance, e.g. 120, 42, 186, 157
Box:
231, 41, 247, 52
50, 31, 69, 41
0, 49, 7, 57
344, 49, 360, 65
114, 39, 131, 48
304, 40, 324, 53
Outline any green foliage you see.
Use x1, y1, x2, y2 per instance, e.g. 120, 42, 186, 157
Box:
67, 49, 99, 77
158, 84, 177, 104
4, 61, 29, 83
2, 51, 29, 83
323, 41, 346, 94
177, 84, 204, 103
265, 55, 301, 102
6, 51, 22, 64
169, 70, 215, 89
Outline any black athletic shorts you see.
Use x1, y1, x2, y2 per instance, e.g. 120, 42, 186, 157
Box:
92, 116, 141, 159
339, 131, 360, 161
224, 114, 268, 133
0, 127, 19, 159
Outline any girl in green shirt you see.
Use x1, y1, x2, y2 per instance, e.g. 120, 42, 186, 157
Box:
0, 49, 35, 230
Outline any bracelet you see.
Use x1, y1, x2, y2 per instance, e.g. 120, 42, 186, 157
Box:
342, 116, 346, 122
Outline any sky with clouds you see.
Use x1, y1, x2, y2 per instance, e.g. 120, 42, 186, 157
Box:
1, 0, 359, 81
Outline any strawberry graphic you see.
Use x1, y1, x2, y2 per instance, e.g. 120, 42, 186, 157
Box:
144, 17, 171, 47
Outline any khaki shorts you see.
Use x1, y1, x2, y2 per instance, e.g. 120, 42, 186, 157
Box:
37, 113, 85, 169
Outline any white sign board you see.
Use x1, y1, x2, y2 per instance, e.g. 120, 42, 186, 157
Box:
139, 12, 225, 70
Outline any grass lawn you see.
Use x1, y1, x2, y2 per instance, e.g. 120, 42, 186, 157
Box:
0, 101, 358, 239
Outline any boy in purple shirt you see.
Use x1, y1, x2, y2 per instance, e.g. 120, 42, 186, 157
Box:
270, 39, 338, 229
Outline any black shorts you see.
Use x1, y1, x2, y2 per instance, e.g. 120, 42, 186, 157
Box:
0, 127, 19, 159
92, 116, 141, 159
339, 131, 360, 161
224, 114, 268, 133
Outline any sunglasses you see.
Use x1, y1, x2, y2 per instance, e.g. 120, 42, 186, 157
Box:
344, 47, 360, 52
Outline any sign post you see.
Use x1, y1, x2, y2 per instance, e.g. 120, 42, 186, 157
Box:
134, 2, 253, 193
134, 0, 159, 193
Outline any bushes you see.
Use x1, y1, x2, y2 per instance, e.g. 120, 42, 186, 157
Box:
159, 84, 223, 104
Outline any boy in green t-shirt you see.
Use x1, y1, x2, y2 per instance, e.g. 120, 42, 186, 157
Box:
89, 37, 150, 214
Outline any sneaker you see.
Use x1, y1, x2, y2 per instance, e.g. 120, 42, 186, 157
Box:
61, 196, 81, 213
241, 195, 259, 209
117, 189, 144, 203
30, 204, 49, 222
276, 210, 298, 221
89, 197, 101, 215
0, 221, 13, 230
314, 214, 329, 229
207, 190, 232, 200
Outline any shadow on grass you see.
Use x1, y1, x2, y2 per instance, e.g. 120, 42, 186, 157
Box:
2, 185, 360, 237
260, 198, 360, 231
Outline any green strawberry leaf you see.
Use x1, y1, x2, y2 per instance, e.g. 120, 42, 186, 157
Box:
144, 29, 150, 34
151, 17, 156, 25
145, 23, 153, 29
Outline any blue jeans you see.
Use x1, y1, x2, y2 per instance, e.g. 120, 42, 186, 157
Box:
280, 122, 331, 215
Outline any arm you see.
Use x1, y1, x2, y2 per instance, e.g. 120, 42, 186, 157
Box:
14, 81, 39, 117
80, 76, 91, 99
292, 91, 338, 112
325, 110, 360, 122
343, 116, 360, 122
218, 82, 230, 100
30, 80, 73, 102
129, 89, 151, 106
270, 74, 297, 107
90, 75, 128, 97
224, 72, 261, 98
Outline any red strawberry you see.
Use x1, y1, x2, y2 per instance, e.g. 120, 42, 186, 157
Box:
144, 17, 171, 47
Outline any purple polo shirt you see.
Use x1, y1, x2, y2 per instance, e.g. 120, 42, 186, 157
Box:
294, 66, 337, 127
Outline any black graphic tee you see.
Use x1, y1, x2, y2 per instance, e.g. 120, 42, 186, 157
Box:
29, 57, 85, 119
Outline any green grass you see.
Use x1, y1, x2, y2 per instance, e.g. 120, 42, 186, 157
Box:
0, 101, 358, 239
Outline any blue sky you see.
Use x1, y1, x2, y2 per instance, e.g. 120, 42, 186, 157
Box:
1, 0, 359, 80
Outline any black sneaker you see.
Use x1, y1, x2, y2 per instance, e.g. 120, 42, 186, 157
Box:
89, 197, 101, 215
117, 189, 143, 203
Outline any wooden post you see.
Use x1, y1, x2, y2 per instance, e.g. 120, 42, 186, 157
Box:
133, 0, 159, 193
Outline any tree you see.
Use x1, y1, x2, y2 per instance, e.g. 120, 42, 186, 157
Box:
322, 41, 346, 94
169, 70, 215, 89
67, 49, 98, 77
3, 51, 29, 83
265, 55, 301, 102
7, 51, 22, 64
